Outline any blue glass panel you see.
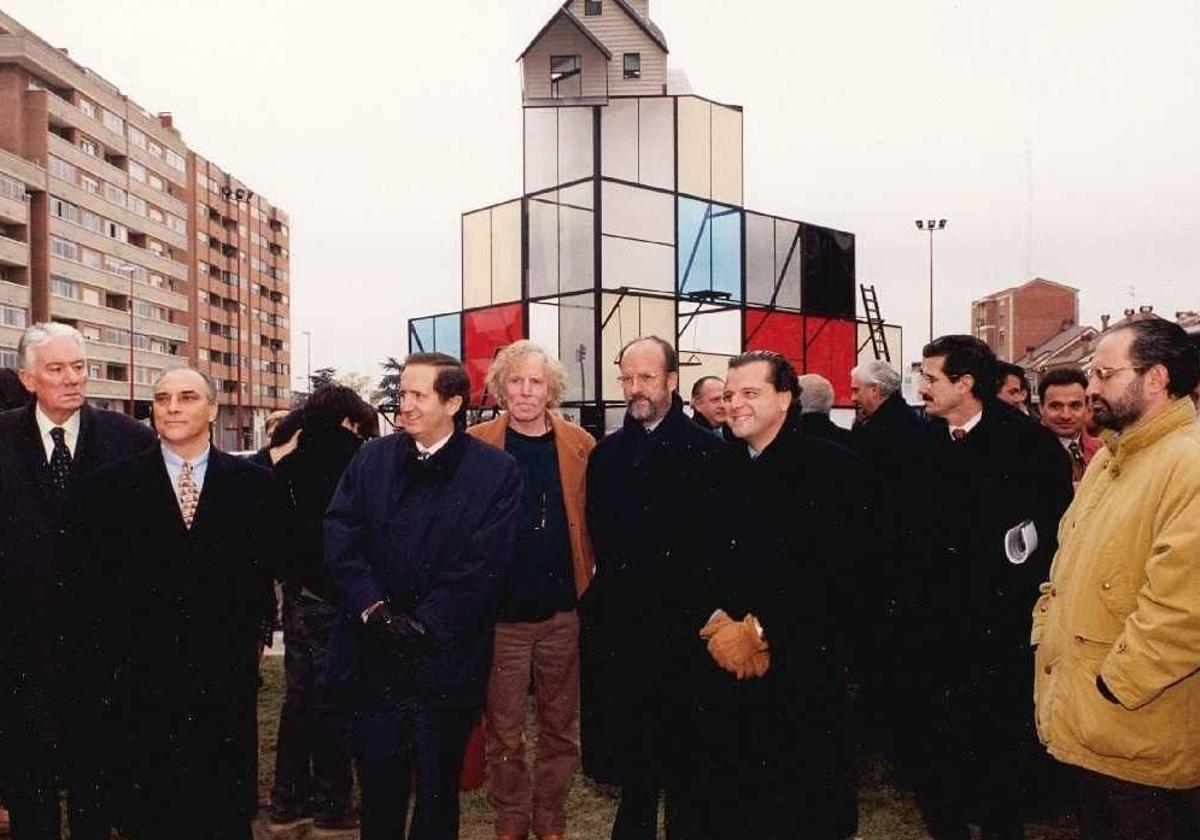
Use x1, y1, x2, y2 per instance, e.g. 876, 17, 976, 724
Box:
711, 205, 742, 301
409, 317, 435, 354
677, 196, 742, 302
433, 314, 462, 361
677, 196, 711, 296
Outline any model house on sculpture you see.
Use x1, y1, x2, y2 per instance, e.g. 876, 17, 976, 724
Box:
409, 0, 901, 434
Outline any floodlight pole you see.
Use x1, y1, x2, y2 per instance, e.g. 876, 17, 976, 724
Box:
915, 218, 947, 342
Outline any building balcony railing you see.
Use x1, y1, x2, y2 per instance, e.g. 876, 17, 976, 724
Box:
45, 92, 128, 154
0, 236, 30, 268
0, 278, 31, 308
0, 192, 28, 226
0, 147, 47, 191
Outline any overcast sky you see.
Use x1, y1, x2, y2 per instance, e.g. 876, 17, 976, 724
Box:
6, 0, 1198, 385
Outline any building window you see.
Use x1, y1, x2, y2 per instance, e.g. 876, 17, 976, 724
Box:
80, 137, 100, 158
80, 175, 99, 195
0, 305, 27, 329
128, 125, 146, 149
101, 109, 124, 135
623, 53, 641, 79
584, 0, 602, 13
77, 98, 96, 119
550, 55, 582, 98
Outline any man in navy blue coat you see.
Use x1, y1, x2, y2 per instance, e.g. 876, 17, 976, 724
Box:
325, 352, 521, 840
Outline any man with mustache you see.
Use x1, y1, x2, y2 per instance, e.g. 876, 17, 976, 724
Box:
582, 336, 724, 839
1033, 320, 1200, 839
912, 335, 1073, 840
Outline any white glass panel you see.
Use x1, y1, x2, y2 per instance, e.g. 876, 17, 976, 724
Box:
491, 200, 522, 304
524, 108, 559, 195
601, 181, 673, 243
638, 97, 675, 191
711, 104, 743, 207
676, 96, 711, 200
558, 107, 594, 186
678, 307, 741, 356
600, 98, 639, 182
462, 209, 492, 309
601, 237, 674, 293
530, 301, 560, 354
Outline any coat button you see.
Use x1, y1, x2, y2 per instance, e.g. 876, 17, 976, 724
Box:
1101, 582, 1112, 590
1050, 586, 1057, 597
1044, 665, 1052, 675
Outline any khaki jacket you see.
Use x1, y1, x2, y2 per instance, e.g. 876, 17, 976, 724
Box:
467, 413, 596, 597
1033, 397, 1200, 788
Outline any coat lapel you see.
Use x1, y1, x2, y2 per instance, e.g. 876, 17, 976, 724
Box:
148, 447, 192, 537
187, 449, 231, 537
19, 406, 56, 508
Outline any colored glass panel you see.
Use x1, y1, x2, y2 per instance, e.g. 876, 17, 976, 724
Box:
800, 225, 855, 317
464, 304, 526, 406
678, 197, 742, 302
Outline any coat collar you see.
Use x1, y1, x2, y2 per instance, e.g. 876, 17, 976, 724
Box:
471, 411, 591, 466
1102, 397, 1197, 463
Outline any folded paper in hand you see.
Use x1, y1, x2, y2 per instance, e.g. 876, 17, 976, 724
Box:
1005, 520, 1038, 565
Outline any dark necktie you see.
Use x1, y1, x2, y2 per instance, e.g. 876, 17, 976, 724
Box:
49, 427, 72, 494
1068, 440, 1086, 482
951, 427, 968, 442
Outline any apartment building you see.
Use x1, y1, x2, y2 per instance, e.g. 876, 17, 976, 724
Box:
971, 277, 1079, 362
0, 10, 290, 449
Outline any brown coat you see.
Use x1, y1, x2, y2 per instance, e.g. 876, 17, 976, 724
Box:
468, 413, 596, 596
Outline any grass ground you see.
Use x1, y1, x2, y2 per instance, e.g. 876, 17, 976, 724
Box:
253, 657, 1081, 839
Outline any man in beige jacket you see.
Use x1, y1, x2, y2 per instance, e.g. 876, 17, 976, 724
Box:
1033, 319, 1200, 839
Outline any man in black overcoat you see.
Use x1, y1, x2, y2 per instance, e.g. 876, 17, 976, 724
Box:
67, 366, 278, 840
324, 352, 521, 840
582, 336, 725, 840
692, 351, 865, 840
0, 323, 155, 840
911, 335, 1073, 840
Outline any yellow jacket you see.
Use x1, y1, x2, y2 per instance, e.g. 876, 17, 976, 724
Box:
1033, 397, 1200, 787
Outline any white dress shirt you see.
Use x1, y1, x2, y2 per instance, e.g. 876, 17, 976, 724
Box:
34, 405, 81, 461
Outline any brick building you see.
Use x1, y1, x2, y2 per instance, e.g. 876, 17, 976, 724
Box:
971, 277, 1079, 362
0, 10, 290, 449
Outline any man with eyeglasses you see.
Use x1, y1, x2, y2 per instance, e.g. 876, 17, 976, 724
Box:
1033, 320, 1200, 839
582, 336, 725, 840
911, 335, 1073, 840
0, 322, 155, 840
66, 367, 279, 839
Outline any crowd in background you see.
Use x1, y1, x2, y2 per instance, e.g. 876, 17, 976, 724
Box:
0, 317, 1198, 840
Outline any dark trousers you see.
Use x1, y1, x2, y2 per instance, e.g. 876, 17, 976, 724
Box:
272, 593, 353, 818
613, 784, 710, 840
355, 704, 475, 840
5, 780, 107, 840
1078, 768, 1200, 840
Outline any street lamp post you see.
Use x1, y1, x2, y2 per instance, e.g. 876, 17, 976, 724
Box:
915, 218, 947, 342
302, 330, 312, 392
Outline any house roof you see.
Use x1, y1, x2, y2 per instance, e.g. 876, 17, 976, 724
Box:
609, 0, 669, 52
975, 276, 1080, 304
517, 5, 613, 61
1013, 324, 1097, 370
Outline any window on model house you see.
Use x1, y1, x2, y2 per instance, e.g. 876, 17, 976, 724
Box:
623, 53, 641, 79
550, 55, 582, 98
584, 0, 602, 14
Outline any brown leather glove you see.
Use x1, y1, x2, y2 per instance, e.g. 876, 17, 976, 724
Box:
707, 613, 768, 677
699, 609, 734, 641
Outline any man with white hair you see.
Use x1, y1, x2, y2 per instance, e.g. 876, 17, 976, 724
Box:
796, 373, 855, 449
468, 340, 596, 840
0, 322, 155, 840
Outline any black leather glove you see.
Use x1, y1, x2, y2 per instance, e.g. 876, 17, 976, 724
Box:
366, 604, 437, 661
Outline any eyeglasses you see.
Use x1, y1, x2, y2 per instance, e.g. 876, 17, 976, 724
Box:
919, 372, 961, 386
1087, 365, 1146, 383
616, 372, 663, 387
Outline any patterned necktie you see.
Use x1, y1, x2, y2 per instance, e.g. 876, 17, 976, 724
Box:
178, 461, 199, 529
951, 427, 968, 442
49, 427, 72, 494
1068, 440, 1086, 482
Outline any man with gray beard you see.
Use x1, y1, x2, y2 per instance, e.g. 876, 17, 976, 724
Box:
581, 336, 725, 840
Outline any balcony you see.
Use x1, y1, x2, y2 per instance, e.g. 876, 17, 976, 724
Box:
0, 236, 29, 268
86, 378, 154, 402
0, 147, 48, 191
0, 279, 30, 308
49, 218, 188, 282
0, 193, 28, 226
45, 92, 127, 154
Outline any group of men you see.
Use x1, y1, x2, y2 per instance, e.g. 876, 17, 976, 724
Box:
1, 315, 1198, 840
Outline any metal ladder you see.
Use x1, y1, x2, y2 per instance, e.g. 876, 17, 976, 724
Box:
859, 284, 891, 362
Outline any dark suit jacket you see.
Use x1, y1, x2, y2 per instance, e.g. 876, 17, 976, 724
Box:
0, 403, 155, 782
797, 410, 857, 450
325, 430, 521, 712
67, 446, 280, 832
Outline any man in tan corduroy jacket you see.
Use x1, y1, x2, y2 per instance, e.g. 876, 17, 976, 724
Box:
1033, 319, 1200, 839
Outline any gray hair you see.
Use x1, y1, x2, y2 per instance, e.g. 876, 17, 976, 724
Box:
797, 374, 834, 414
851, 360, 902, 398
18, 322, 87, 371
152, 365, 218, 403
484, 339, 568, 409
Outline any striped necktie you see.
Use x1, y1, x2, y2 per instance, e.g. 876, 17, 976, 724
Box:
178, 461, 199, 529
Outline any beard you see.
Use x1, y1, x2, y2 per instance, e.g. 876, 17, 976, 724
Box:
627, 393, 665, 423
1090, 377, 1146, 432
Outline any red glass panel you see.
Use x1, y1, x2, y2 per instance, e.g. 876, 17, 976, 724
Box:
743, 310, 856, 407
464, 304, 525, 405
